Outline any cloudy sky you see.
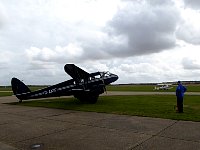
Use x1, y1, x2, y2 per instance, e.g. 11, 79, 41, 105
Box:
1, 0, 200, 85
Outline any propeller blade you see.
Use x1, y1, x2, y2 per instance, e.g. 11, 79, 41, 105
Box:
100, 72, 107, 94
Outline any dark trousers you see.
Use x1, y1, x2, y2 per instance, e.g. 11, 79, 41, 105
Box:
177, 97, 183, 113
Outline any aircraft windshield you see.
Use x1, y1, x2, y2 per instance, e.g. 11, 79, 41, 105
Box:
104, 71, 111, 77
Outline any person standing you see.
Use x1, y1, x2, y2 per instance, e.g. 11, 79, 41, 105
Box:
176, 81, 187, 113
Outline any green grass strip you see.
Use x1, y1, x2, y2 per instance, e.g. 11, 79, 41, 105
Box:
10, 95, 200, 122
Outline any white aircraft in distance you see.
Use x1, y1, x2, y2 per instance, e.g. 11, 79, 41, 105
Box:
154, 83, 173, 90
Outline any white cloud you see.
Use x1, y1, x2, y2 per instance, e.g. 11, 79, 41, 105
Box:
104, 0, 181, 56
1, 0, 200, 85
176, 9, 200, 45
177, 23, 200, 44
183, 0, 200, 9
0, 3, 6, 28
25, 43, 84, 64
182, 57, 200, 70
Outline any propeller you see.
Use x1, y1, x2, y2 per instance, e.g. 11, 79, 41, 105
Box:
100, 72, 107, 93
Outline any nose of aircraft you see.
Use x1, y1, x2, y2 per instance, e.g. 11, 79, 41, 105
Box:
112, 74, 118, 82
106, 73, 118, 84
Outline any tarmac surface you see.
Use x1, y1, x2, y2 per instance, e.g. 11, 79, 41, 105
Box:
0, 92, 200, 150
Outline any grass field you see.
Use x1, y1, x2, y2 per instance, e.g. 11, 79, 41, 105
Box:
10, 95, 200, 122
0, 91, 13, 97
2, 84, 200, 121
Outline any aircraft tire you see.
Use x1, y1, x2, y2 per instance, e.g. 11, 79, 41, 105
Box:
87, 95, 98, 104
75, 94, 98, 104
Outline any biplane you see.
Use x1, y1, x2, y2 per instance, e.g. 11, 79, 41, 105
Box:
11, 64, 118, 103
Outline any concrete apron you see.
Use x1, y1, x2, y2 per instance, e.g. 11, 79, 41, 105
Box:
0, 96, 200, 150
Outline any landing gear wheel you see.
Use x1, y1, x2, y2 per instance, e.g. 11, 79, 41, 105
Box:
75, 94, 99, 104
87, 95, 98, 104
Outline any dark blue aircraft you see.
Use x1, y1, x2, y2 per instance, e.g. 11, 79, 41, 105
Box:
11, 64, 118, 103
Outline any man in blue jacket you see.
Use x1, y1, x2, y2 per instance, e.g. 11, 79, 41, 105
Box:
176, 81, 187, 113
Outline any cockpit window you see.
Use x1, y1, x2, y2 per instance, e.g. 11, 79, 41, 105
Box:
104, 71, 111, 77
89, 72, 111, 80
95, 75, 101, 78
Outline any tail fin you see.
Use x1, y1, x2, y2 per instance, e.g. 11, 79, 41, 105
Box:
11, 78, 31, 95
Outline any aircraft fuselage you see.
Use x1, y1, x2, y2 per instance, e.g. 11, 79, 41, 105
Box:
14, 71, 118, 102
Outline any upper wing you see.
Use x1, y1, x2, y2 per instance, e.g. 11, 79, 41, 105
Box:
64, 64, 90, 81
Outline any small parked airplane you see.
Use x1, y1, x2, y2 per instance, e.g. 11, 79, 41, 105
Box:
11, 64, 118, 103
154, 83, 173, 90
